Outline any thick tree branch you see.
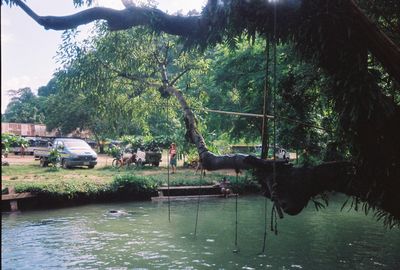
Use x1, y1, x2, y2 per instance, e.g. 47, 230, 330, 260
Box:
13, 0, 202, 35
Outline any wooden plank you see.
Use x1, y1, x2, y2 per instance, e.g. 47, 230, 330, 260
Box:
2, 192, 36, 201
158, 185, 219, 190
151, 194, 238, 201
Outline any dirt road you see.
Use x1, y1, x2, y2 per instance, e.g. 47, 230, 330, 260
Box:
2, 152, 175, 168
2, 154, 112, 167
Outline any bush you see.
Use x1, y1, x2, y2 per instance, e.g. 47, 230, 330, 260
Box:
106, 145, 122, 158
107, 174, 159, 199
48, 148, 61, 168
12, 174, 159, 203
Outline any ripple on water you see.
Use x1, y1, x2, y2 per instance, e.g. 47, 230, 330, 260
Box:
2, 196, 400, 270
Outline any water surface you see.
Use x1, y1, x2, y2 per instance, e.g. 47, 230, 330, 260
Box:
2, 195, 399, 269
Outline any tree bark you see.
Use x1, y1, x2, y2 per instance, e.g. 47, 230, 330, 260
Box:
12, 0, 202, 36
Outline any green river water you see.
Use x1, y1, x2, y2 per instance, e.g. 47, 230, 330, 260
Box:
2, 195, 399, 269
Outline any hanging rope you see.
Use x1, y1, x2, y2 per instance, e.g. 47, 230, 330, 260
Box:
261, 38, 270, 159
270, 203, 279, 235
271, 0, 281, 235
193, 168, 204, 237
261, 190, 269, 253
260, 36, 271, 255
166, 97, 171, 223
233, 172, 240, 253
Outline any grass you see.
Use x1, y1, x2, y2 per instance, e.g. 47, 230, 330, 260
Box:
2, 164, 116, 187
1, 164, 261, 202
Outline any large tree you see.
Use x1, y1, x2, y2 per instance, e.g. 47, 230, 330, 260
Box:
4, 0, 400, 226
3, 87, 46, 123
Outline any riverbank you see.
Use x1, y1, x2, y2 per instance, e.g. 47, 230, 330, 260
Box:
1, 157, 261, 211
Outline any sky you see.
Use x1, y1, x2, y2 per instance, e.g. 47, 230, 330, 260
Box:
1, 0, 207, 113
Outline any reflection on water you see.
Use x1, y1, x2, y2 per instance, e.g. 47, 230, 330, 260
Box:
2, 195, 400, 269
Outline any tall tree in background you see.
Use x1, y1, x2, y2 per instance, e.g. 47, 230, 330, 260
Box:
3, 87, 46, 124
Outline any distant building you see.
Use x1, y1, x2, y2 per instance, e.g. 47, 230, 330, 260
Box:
1, 122, 56, 137
1, 122, 92, 138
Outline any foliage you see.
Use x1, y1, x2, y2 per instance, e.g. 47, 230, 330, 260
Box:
37, 77, 59, 97
106, 145, 122, 158
48, 148, 62, 168
3, 87, 46, 124
14, 180, 108, 200
109, 174, 158, 196
203, 38, 266, 143
1, 133, 27, 153
11, 173, 158, 201
119, 135, 170, 151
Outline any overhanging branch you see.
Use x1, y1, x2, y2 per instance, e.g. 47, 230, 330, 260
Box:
13, 0, 202, 36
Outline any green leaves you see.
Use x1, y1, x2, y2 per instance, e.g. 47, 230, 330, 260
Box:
3, 88, 46, 124
1, 133, 27, 153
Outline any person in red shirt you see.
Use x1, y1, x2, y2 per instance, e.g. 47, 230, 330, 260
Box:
169, 143, 177, 174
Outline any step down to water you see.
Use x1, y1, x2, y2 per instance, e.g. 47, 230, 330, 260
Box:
157, 185, 222, 197
2, 187, 37, 212
151, 193, 237, 201
152, 185, 237, 201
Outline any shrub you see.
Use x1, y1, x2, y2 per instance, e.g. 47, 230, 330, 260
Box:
108, 174, 159, 199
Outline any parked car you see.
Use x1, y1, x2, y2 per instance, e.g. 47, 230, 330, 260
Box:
33, 138, 51, 159
135, 148, 162, 167
35, 138, 97, 169
86, 140, 98, 149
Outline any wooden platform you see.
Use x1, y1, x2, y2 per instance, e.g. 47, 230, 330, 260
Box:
2, 192, 36, 201
152, 194, 237, 201
157, 185, 222, 197
152, 185, 236, 201
157, 185, 221, 190
2, 187, 37, 212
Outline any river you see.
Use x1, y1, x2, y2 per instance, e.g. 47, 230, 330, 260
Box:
2, 195, 399, 269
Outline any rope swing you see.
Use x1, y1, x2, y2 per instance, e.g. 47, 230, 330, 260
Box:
166, 97, 171, 223
193, 168, 204, 237
233, 172, 240, 253
261, 0, 279, 253
260, 34, 271, 255
271, 0, 282, 236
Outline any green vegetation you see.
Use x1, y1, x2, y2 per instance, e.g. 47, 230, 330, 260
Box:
2, 88, 46, 124
1, 133, 28, 154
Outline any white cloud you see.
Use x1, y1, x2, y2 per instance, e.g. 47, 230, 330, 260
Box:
95, 0, 124, 9
0, 33, 13, 44
1, 16, 11, 26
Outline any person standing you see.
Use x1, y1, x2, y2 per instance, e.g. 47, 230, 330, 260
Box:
20, 144, 26, 158
169, 143, 177, 174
